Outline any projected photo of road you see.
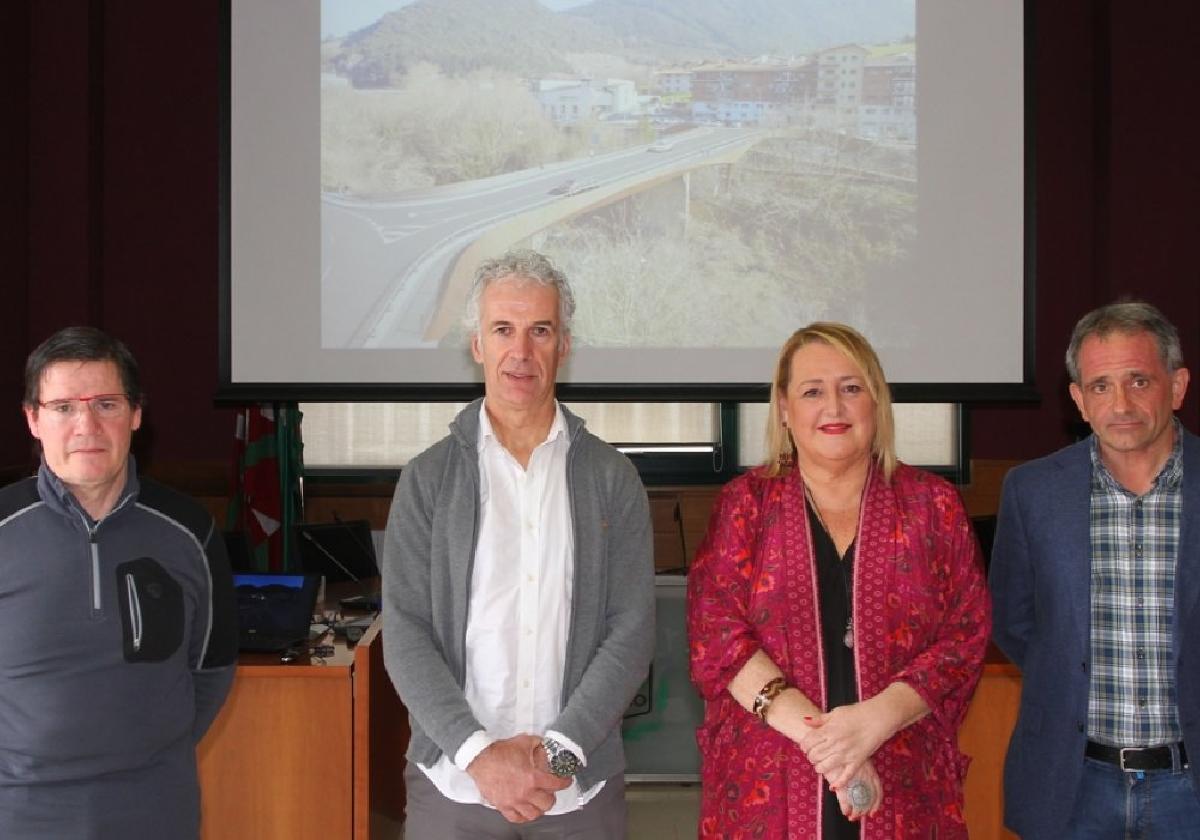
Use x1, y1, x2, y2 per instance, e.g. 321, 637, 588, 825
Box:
320, 0, 916, 351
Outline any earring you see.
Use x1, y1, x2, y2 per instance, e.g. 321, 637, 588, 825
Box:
778, 447, 795, 468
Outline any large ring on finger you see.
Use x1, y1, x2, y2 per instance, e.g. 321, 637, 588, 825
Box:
848, 779, 873, 810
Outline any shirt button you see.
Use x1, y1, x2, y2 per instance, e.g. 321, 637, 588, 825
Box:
1136, 649, 1145, 659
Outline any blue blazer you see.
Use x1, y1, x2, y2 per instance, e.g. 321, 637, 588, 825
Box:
990, 430, 1200, 838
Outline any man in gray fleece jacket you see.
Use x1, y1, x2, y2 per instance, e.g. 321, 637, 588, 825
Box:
383, 250, 655, 838
0, 327, 237, 838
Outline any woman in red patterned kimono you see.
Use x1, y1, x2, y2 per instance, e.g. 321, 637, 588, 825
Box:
688, 323, 991, 839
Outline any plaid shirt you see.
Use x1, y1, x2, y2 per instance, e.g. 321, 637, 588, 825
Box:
1087, 422, 1183, 746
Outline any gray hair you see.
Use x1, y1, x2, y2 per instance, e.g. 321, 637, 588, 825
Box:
462, 250, 575, 343
1065, 300, 1183, 383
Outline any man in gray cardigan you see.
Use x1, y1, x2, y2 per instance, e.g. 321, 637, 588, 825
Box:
383, 250, 655, 838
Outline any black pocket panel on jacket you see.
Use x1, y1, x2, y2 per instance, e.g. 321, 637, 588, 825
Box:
116, 557, 185, 662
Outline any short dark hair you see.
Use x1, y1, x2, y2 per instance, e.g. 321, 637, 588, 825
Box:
24, 327, 144, 408
1065, 300, 1183, 383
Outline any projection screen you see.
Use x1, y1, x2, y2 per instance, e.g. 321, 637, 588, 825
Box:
220, 0, 1031, 401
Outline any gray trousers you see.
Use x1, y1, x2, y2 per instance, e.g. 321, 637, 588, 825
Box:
404, 762, 628, 840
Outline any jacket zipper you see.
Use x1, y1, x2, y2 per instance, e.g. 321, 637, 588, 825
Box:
74, 491, 135, 618
125, 574, 143, 652
90, 534, 102, 615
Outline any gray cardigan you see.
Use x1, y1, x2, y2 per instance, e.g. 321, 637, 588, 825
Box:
382, 400, 655, 789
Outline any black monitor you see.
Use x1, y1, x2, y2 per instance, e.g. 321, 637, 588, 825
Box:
293, 519, 379, 582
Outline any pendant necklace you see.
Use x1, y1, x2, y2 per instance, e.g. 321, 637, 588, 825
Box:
804, 484, 855, 649
839, 559, 854, 649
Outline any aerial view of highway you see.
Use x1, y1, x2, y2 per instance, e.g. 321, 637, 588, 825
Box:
322, 127, 760, 348
320, 0, 916, 351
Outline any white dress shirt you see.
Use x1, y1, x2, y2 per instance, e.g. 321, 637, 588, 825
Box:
419, 401, 604, 812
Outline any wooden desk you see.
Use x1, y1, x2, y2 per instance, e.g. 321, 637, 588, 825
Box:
960, 648, 1022, 840
197, 615, 1023, 838
197, 617, 408, 839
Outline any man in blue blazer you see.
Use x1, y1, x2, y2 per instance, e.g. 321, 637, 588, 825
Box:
992, 301, 1200, 838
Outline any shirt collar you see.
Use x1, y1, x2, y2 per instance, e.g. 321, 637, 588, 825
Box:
477, 400, 567, 453
37, 454, 140, 524
1090, 417, 1184, 494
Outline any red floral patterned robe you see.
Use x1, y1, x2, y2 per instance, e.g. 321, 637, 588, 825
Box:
687, 463, 991, 838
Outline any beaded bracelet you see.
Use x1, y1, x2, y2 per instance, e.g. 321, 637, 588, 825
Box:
751, 676, 788, 722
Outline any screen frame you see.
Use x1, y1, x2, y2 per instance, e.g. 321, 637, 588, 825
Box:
216, 0, 1038, 405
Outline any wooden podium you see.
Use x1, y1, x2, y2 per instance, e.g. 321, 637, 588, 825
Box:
197, 617, 408, 839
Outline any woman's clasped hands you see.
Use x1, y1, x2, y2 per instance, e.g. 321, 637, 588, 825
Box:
798, 700, 890, 822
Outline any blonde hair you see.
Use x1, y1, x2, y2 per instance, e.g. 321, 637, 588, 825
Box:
762, 322, 897, 480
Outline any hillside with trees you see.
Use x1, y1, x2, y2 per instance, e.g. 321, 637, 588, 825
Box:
326, 0, 915, 84
573, 0, 913, 58
329, 0, 617, 85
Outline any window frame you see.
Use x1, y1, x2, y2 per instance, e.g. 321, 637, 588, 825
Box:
300, 401, 969, 487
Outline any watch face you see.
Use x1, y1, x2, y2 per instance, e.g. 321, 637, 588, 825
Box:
545, 739, 581, 777
549, 749, 581, 777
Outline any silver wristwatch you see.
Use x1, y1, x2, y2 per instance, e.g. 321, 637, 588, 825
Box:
541, 737, 581, 778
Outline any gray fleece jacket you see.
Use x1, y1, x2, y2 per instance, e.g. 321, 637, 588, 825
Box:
382, 399, 655, 790
0, 457, 237, 838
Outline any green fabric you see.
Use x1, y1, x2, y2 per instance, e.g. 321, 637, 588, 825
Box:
277, 405, 305, 570
226, 404, 304, 571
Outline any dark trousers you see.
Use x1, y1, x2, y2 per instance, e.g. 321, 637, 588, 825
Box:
404, 762, 628, 840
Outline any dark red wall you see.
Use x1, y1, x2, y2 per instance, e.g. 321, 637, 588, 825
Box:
971, 0, 1200, 460
0, 2, 33, 470
4, 2, 233, 475
3, 1, 1199, 473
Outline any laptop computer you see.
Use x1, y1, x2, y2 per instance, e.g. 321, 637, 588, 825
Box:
234, 572, 322, 653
